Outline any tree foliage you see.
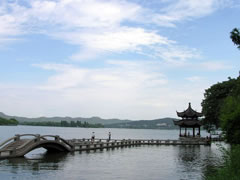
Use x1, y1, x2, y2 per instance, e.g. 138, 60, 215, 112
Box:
220, 95, 240, 144
230, 28, 240, 49
201, 76, 240, 141
0, 117, 18, 125
201, 78, 237, 130
220, 77, 240, 144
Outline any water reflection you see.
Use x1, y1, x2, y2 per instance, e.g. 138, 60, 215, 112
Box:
174, 143, 225, 180
3, 150, 69, 173
201, 142, 229, 179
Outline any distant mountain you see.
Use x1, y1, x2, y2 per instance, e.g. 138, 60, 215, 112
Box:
0, 112, 131, 125
104, 118, 179, 129
0, 112, 179, 129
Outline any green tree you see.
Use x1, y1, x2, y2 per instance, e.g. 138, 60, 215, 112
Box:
0, 117, 18, 125
70, 121, 76, 127
201, 78, 237, 130
219, 77, 240, 144
61, 121, 69, 127
220, 95, 240, 144
230, 28, 240, 49
76, 120, 82, 127
9, 118, 19, 125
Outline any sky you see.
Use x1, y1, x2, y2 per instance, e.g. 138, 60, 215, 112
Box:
0, 0, 240, 120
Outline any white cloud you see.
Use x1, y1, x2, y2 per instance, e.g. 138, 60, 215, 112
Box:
0, 11, 24, 44
35, 61, 167, 90
186, 76, 203, 82
55, 27, 172, 54
70, 48, 101, 61
0, 0, 231, 59
0, 80, 205, 119
0, 60, 212, 119
151, 0, 232, 27
22, 61, 209, 119
200, 61, 232, 71
153, 45, 200, 64
155, 58, 233, 71
28, 61, 173, 118
29, 0, 141, 28
33, 63, 74, 71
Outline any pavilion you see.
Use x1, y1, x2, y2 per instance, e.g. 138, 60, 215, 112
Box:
174, 103, 203, 137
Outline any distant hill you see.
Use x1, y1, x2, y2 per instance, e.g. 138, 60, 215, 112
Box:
105, 118, 179, 129
0, 112, 131, 125
0, 112, 179, 129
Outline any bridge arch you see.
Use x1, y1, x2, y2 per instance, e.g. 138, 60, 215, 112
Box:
23, 141, 72, 156
0, 134, 73, 159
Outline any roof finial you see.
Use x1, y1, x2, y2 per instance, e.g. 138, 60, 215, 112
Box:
189, 102, 191, 107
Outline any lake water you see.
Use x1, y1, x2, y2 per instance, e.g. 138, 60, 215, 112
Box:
0, 126, 225, 180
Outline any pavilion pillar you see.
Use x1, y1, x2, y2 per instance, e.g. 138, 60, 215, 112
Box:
185, 128, 187, 136
193, 128, 195, 137
199, 127, 201, 136
180, 127, 182, 136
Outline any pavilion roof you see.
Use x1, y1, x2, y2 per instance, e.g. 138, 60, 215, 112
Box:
176, 103, 203, 118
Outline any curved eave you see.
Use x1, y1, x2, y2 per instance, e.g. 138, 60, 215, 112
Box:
173, 120, 202, 127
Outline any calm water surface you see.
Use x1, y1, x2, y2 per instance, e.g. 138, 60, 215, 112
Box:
0, 126, 224, 180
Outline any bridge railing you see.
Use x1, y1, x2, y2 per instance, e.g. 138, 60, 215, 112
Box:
0, 134, 40, 149
68, 138, 125, 144
0, 137, 16, 149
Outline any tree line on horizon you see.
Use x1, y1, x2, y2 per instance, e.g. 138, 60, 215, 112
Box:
0, 116, 104, 128
20, 120, 104, 128
0, 117, 18, 126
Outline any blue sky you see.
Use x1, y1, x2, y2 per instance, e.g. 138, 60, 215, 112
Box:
0, 0, 240, 120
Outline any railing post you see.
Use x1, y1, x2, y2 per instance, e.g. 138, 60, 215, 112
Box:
86, 144, 90, 150
35, 134, 40, 142
14, 134, 20, 141
55, 135, 60, 142
34, 134, 40, 142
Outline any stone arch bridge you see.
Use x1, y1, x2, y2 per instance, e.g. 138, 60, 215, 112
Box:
0, 134, 73, 159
